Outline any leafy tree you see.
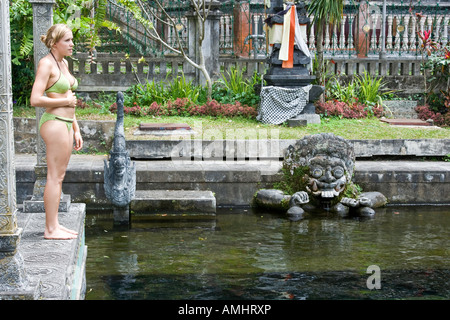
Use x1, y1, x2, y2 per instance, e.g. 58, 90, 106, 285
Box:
9, 0, 34, 106
307, 0, 343, 96
9, 0, 119, 106
117, 0, 214, 100
53, 0, 119, 53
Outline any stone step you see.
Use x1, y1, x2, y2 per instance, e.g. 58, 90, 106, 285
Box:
139, 123, 191, 130
380, 118, 434, 126
130, 190, 216, 215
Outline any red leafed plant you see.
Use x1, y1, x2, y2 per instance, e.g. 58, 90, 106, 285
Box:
418, 29, 438, 56
415, 104, 449, 127
109, 99, 258, 118
316, 100, 384, 119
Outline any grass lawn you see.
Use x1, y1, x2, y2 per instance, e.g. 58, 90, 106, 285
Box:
122, 115, 450, 141
14, 106, 450, 140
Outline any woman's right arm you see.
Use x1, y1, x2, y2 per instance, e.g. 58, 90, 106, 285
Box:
30, 58, 76, 108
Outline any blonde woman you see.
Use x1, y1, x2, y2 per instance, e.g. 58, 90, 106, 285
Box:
30, 24, 83, 240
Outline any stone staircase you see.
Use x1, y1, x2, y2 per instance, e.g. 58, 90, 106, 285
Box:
381, 100, 436, 127
125, 158, 280, 218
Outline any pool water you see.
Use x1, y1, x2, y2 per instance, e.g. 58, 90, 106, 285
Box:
84, 206, 450, 300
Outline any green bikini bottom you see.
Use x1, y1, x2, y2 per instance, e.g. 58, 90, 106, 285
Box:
39, 112, 74, 132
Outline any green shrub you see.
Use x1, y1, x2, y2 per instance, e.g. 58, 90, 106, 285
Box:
328, 71, 395, 117
211, 67, 262, 107
355, 71, 393, 108
125, 80, 168, 106
166, 74, 207, 105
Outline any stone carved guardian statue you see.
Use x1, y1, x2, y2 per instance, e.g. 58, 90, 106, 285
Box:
255, 133, 386, 220
104, 92, 136, 209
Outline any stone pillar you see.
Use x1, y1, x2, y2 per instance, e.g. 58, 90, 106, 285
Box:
233, 0, 251, 57
203, 5, 221, 82
0, 0, 39, 299
23, 0, 71, 213
356, 1, 370, 58
187, 1, 221, 85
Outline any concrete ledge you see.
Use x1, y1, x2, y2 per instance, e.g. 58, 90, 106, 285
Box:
354, 161, 450, 205
13, 117, 449, 159
126, 139, 450, 159
352, 139, 450, 158
16, 203, 87, 300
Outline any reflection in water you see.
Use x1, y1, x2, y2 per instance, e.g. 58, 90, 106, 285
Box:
85, 206, 450, 300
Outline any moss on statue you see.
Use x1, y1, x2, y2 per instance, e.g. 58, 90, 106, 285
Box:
273, 164, 310, 195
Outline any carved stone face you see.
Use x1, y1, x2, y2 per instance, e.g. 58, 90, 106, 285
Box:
113, 154, 126, 178
282, 133, 355, 205
305, 155, 348, 199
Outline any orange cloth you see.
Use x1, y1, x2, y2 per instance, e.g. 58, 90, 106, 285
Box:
282, 5, 295, 68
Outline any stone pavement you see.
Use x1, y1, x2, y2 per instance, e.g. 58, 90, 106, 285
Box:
16, 203, 87, 300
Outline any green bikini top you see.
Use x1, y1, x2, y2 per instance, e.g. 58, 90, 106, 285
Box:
45, 72, 78, 93
45, 53, 78, 94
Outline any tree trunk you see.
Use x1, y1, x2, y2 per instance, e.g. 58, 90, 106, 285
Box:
201, 66, 213, 100
315, 28, 325, 103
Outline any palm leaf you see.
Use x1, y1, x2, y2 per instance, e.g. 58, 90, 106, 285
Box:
89, 0, 108, 50
20, 32, 34, 57
308, 0, 343, 32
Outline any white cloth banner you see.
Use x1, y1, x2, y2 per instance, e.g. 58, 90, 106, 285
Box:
278, 5, 311, 62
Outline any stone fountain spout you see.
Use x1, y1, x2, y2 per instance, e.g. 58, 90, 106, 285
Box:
104, 92, 136, 224
255, 133, 387, 220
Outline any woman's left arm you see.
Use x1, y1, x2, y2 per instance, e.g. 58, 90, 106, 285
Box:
72, 116, 83, 151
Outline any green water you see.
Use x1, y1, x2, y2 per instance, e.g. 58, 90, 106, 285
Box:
84, 206, 450, 300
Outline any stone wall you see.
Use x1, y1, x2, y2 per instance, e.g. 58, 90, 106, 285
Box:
14, 155, 450, 208
71, 54, 427, 96
13, 117, 115, 154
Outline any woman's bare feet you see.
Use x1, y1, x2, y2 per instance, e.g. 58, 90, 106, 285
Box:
60, 225, 78, 235
44, 226, 78, 240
